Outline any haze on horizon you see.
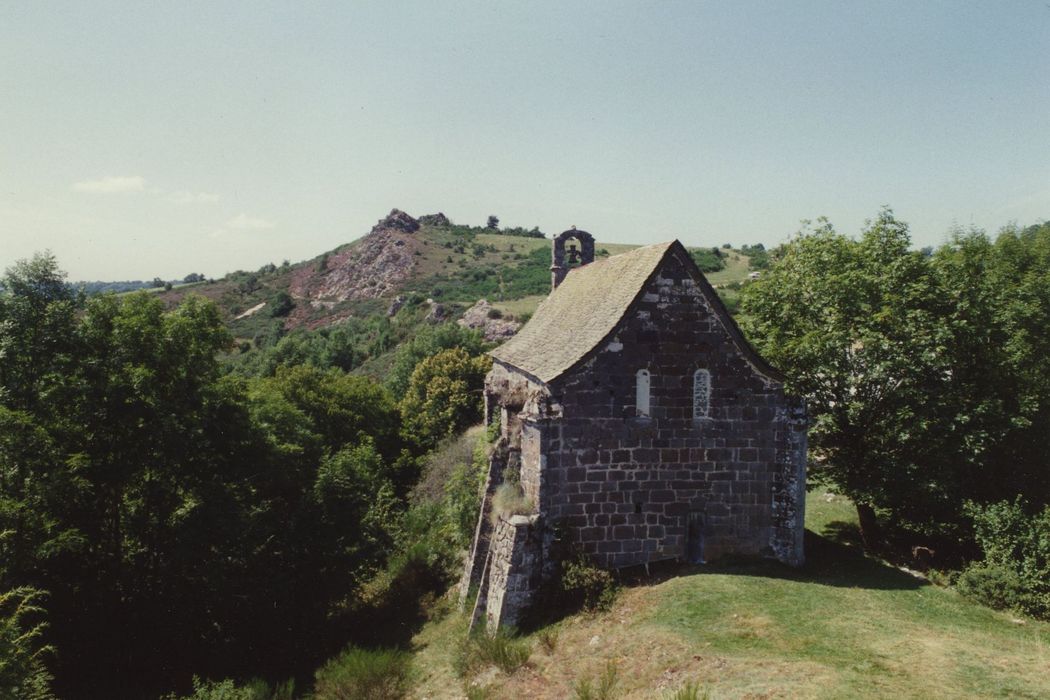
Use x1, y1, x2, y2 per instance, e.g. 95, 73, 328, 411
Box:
2, 1, 1048, 281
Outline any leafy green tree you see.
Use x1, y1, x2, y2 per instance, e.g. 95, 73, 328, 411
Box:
0, 252, 80, 410
262, 364, 400, 460
400, 348, 491, 451
741, 210, 955, 543
269, 290, 294, 317
385, 323, 486, 399
486, 215, 499, 230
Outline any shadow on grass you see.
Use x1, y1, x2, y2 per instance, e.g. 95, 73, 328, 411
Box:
514, 531, 927, 636
616, 529, 926, 594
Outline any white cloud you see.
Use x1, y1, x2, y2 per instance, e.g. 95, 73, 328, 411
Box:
72, 176, 146, 194
167, 190, 221, 204
226, 213, 276, 230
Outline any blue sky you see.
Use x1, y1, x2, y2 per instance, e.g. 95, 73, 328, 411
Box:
2, 1, 1048, 280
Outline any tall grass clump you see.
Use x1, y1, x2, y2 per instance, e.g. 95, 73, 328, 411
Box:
454, 629, 531, 676
573, 661, 620, 700
666, 680, 708, 700
490, 482, 533, 524
313, 646, 413, 700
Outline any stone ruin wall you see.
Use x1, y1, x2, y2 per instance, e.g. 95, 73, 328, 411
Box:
479, 514, 542, 632
539, 251, 806, 569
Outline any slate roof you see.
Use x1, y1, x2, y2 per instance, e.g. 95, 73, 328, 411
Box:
490, 241, 674, 383
490, 239, 783, 385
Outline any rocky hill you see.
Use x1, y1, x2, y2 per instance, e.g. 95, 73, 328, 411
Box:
156, 209, 755, 351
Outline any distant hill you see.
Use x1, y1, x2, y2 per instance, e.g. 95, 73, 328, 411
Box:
154, 209, 757, 344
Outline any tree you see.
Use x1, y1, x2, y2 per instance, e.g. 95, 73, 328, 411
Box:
741, 210, 955, 544
486, 215, 499, 230
269, 291, 294, 317
400, 348, 491, 451
385, 323, 486, 400
0, 252, 80, 410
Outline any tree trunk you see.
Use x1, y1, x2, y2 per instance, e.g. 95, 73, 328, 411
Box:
856, 502, 883, 550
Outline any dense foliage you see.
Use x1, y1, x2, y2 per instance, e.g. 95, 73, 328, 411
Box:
742, 214, 1050, 556
0, 254, 490, 697
689, 247, 726, 273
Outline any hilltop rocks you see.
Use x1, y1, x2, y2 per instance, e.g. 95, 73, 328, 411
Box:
458, 299, 521, 341
418, 212, 451, 227
371, 208, 420, 234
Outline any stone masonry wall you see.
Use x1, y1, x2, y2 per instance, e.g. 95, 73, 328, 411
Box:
483, 514, 542, 633
539, 250, 806, 569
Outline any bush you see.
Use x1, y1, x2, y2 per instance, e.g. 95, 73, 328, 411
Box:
455, 629, 531, 676
562, 557, 618, 613
269, 291, 294, 317
164, 677, 293, 700
959, 499, 1050, 617
313, 646, 413, 700
956, 563, 1030, 612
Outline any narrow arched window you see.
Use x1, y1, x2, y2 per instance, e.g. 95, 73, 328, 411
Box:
693, 369, 711, 419
635, 369, 650, 417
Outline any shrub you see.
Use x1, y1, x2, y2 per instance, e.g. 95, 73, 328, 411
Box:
486, 307, 503, 319
164, 677, 293, 700
573, 661, 619, 700
956, 563, 1029, 612
455, 629, 531, 676
961, 499, 1050, 617
561, 557, 618, 613
537, 626, 559, 653
269, 291, 294, 317
313, 646, 413, 700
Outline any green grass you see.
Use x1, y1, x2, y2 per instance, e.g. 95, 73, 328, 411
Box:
410, 486, 1050, 699
704, 251, 752, 286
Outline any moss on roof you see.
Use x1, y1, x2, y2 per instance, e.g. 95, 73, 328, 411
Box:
490, 241, 674, 383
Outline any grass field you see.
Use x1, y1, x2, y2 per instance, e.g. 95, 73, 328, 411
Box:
409, 486, 1050, 699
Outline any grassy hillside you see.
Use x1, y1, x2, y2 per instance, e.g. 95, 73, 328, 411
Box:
144, 212, 758, 378
153, 214, 754, 336
410, 488, 1050, 699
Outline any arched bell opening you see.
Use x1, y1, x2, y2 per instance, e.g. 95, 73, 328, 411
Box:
550, 228, 596, 290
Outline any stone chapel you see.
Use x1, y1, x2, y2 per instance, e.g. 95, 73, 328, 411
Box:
461, 230, 807, 631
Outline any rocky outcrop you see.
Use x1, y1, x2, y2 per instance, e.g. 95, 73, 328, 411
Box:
371, 209, 420, 235
458, 299, 522, 341
418, 212, 451, 227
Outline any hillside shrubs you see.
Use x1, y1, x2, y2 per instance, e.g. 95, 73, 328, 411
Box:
957, 500, 1050, 617
313, 646, 413, 700
163, 677, 293, 700
561, 557, 618, 613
